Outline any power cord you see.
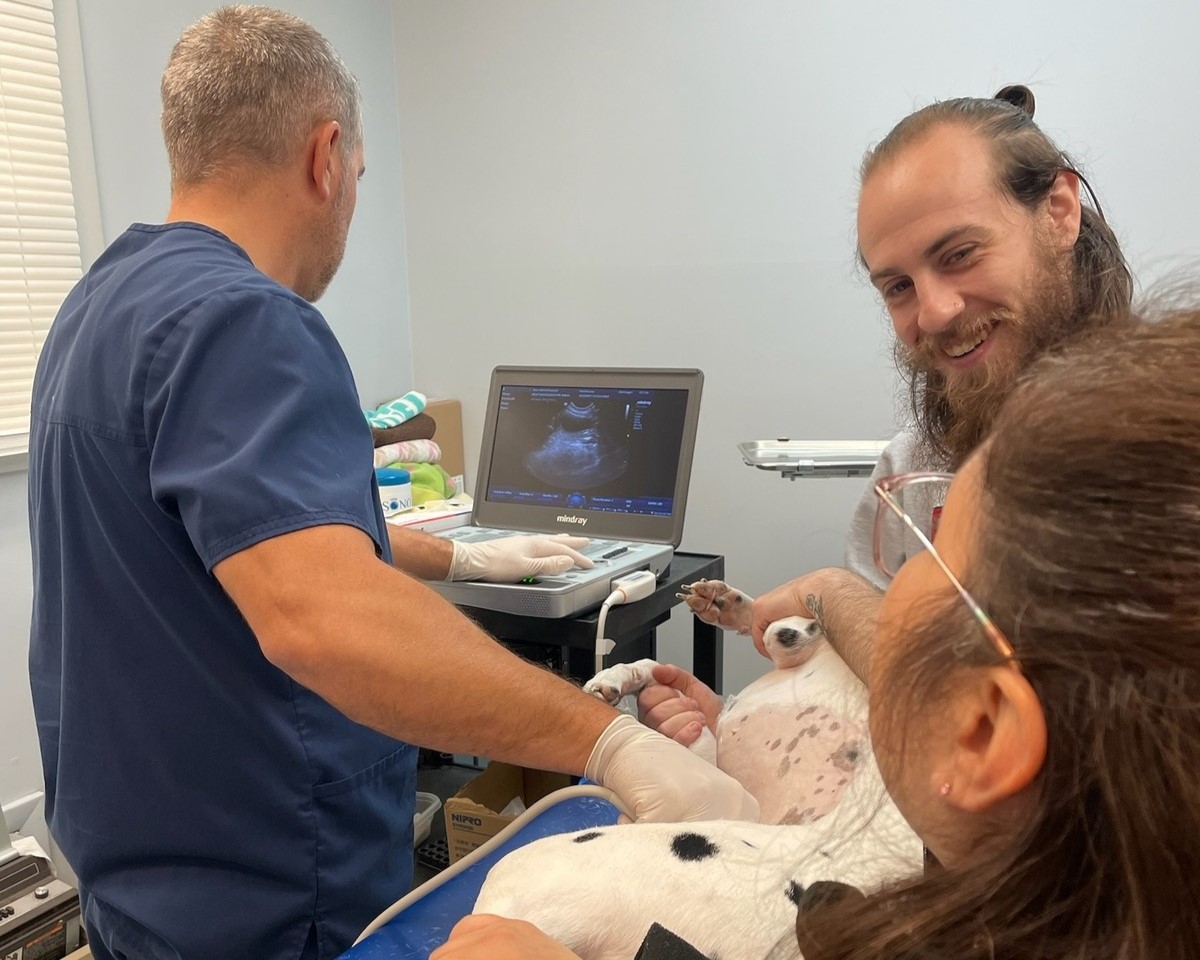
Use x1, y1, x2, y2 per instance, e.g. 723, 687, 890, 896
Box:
595, 569, 658, 674
354, 783, 631, 945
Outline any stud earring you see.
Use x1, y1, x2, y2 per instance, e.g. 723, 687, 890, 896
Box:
938, 782, 952, 797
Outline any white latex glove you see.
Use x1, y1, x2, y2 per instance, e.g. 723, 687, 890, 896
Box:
448, 534, 594, 583
585, 714, 760, 823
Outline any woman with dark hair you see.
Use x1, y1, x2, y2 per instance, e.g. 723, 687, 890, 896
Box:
433, 308, 1200, 960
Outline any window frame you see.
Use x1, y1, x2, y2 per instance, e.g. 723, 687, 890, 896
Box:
0, 0, 103, 474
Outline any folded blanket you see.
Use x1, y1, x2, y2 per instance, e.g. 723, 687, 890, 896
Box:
370, 412, 436, 448
364, 390, 426, 428
397, 462, 457, 504
373, 439, 442, 470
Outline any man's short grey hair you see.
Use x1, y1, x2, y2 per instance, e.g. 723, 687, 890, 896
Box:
161, 5, 361, 187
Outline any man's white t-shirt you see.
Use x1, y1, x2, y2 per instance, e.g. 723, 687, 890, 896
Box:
844, 429, 951, 589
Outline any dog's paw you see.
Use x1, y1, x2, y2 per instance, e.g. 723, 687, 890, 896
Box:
583, 659, 660, 704
762, 615, 824, 668
676, 579, 755, 633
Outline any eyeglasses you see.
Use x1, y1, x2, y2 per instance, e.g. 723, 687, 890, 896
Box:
873, 472, 1016, 661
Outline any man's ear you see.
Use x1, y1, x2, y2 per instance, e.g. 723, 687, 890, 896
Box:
1045, 168, 1083, 251
941, 666, 1046, 814
308, 120, 342, 203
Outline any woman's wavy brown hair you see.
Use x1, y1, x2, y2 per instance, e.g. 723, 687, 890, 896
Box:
796, 308, 1200, 959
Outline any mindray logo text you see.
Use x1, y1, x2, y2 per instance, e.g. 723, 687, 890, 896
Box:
557, 514, 587, 527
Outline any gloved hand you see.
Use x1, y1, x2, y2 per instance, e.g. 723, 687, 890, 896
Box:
448, 534, 593, 583
585, 714, 759, 823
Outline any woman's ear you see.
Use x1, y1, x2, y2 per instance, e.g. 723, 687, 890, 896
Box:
1046, 168, 1083, 252
940, 666, 1046, 814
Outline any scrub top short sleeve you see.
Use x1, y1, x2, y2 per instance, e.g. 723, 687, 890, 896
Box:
142, 288, 391, 570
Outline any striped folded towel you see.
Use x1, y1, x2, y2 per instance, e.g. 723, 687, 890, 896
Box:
364, 390, 427, 429
373, 438, 442, 470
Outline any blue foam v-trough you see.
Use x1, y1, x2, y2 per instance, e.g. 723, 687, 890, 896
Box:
340, 785, 624, 960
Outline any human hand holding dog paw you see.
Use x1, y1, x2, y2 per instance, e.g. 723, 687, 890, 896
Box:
752, 568, 883, 683
432, 915, 581, 960
448, 535, 593, 582
751, 570, 839, 658
586, 714, 759, 823
637, 663, 724, 746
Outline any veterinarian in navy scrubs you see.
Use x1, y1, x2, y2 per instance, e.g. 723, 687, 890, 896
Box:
26, 10, 756, 960
433, 311, 1200, 960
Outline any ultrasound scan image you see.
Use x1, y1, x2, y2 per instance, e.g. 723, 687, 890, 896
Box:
524, 400, 630, 488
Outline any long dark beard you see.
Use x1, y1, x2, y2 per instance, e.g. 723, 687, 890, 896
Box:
899, 248, 1079, 469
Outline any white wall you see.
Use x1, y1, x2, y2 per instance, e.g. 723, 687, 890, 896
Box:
0, 0, 413, 854
392, 0, 1200, 694
0, 473, 38, 832
75, 0, 414, 402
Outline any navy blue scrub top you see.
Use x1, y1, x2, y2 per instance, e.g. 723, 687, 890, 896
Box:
28, 223, 416, 960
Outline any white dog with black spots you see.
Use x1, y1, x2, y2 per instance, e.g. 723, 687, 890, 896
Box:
473, 581, 922, 959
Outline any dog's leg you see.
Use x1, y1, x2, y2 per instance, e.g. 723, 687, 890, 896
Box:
677, 579, 754, 634
762, 615, 825, 669
583, 659, 661, 704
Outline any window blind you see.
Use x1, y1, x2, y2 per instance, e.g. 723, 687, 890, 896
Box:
0, 0, 82, 455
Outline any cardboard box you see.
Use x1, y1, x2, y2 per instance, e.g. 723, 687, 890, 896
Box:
423, 397, 465, 486
443, 762, 573, 863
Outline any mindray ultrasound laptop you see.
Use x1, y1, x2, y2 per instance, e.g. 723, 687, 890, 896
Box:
427, 366, 704, 618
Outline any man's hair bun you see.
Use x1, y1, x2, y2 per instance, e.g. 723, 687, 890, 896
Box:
993, 84, 1036, 118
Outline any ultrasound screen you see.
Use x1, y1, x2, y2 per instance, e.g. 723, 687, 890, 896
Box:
485, 384, 690, 517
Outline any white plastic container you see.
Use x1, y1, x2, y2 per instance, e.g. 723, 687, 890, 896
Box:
413, 791, 442, 847
376, 467, 413, 517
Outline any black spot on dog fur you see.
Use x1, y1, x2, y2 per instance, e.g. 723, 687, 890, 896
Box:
785, 880, 805, 906
671, 832, 719, 862
831, 741, 863, 773
573, 831, 603, 843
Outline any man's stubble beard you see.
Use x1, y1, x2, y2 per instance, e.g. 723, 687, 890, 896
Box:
301, 174, 353, 303
899, 242, 1079, 470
